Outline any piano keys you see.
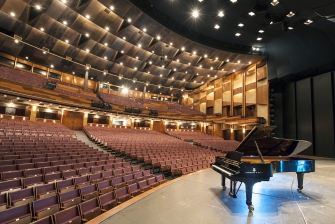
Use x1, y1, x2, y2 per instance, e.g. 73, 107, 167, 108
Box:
212, 126, 315, 212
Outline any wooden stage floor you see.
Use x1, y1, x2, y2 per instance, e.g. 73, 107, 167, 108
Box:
88, 158, 335, 224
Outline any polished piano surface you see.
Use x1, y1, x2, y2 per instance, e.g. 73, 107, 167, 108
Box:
212, 126, 315, 212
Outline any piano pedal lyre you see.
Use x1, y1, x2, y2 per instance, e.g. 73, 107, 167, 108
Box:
229, 180, 242, 198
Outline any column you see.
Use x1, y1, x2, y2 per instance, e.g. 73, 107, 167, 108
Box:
30, 105, 37, 121
131, 118, 135, 129
108, 115, 114, 127
83, 112, 88, 127
230, 125, 235, 140
143, 86, 146, 100
242, 126, 246, 139
84, 69, 89, 91
150, 120, 153, 130
176, 122, 180, 131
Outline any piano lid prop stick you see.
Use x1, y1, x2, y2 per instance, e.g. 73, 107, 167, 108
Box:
252, 137, 265, 164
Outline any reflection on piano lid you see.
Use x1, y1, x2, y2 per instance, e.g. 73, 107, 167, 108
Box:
235, 126, 312, 157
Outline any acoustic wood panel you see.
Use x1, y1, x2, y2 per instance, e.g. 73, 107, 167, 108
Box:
62, 111, 84, 130
256, 84, 268, 104
257, 65, 267, 81
245, 82, 256, 92
222, 83, 231, 92
233, 87, 242, 95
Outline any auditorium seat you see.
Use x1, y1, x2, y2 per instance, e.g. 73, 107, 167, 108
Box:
74, 176, 90, 189
53, 206, 81, 224
0, 203, 32, 224
138, 180, 151, 192
0, 179, 22, 194
143, 170, 154, 179
25, 168, 43, 178
102, 171, 114, 180
35, 183, 57, 200
111, 177, 125, 189
0, 193, 7, 211
31, 215, 54, 224
98, 192, 117, 212
133, 171, 145, 182
32, 196, 59, 220
80, 184, 98, 201
127, 183, 141, 197
56, 179, 75, 194
2, 170, 24, 181
147, 177, 159, 188
156, 174, 167, 185
58, 189, 82, 209
123, 174, 136, 185
62, 170, 78, 180
23, 176, 45, 189
115, 187, 131, 204
89, 173, 103, 184
79, 198, 102, 222
97, 180, 113, 195
44, 173, 63, 184
8, 187, 34, 208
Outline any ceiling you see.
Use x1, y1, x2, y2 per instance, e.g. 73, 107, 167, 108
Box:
0, 0, 267, 97
0, 0, 334, 98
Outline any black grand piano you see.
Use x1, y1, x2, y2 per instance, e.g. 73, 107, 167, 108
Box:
212, 126, 315, 212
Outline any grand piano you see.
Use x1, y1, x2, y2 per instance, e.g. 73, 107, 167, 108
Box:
212, 126, 315, 212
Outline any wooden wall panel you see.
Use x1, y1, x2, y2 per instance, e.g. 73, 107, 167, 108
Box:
62, 111, 84, 130
257, 65, 267, 81
256, 85, 268, 104
153, 121, 165, 133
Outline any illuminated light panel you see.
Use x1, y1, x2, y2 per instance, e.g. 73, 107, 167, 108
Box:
259, 30, 264, 33
214, 24, 220, 29
235, 33, 241, 36
248, 12, 255, 16
257, 37, 262, 41
192, 10, 199, 18
218, 11, 224, 17
238, 23, 244, 27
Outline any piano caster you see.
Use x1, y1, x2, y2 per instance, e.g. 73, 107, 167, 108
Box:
297, 188, 302, 193
248, 205, 254, 212
222, 186, 226, 190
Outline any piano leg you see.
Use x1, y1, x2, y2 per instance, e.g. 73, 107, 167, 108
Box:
245, 181, 255, 212
296, 172, 304, 192
221, 175, 226, 190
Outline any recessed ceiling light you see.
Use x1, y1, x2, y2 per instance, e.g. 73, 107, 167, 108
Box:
110, 5, 114, 10
85, 33, 89, 37
50, 64, 54, 68
286, 11, 295, 18
288, 27, 294, 30
193, 51, 197, 55
196, 73, 199, 76
235, 33, 241, 36
61, 0, 67, 3
25, 56, 28, 59
40, 27, 44, 31
230, 0, 237, 3
214, 24, 220, 29
136, 56, 139, 59
204, 54, 207, 58
215, 57, 218, 60
160, 74, 163, 77
218, 11, 224, 17
104, 43, 108, 46
237, 60, 240, 63
120, 62, 123, 65
123, 36, 126, 40
248, 12, 255, 16
138, 44, 142, 48
85, 15, 90, 19
36, 5, 41, 10
105, 26, 109, 31
259, 30, 264, 33
172, 77, 174, 79
198, 0, 203, 2
134, 67, 137, 70
65, 39, 69, 43
199, 65, 202, 68
181, 47, 185, 51
194, 80, 197, 83
270, 21, 273, 24
226, 59, 230, 62
104, 56, 107, 59
127, 18, 132, 23
257, 37, 262, 41
143, 28, 147, 32
170, 42, 173, 45
192, 10, 199, 18
233, 69, 236, 72
63, 21, 67, 25
149, 61, 152, 64
210, 67, 213, 70
177, 59, 179, 62
271, 0, 279, 6
121, 50, 124, 54
86, 49, 89, 52
304, 19, 313, 25
156, 35, 161, 40
249, 61, 251, 64
238, 23, 244, 27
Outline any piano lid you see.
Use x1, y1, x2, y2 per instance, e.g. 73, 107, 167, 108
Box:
234, 126, 312, 157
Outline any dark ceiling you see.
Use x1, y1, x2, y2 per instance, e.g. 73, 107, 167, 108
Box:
0, 0, 334, 98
